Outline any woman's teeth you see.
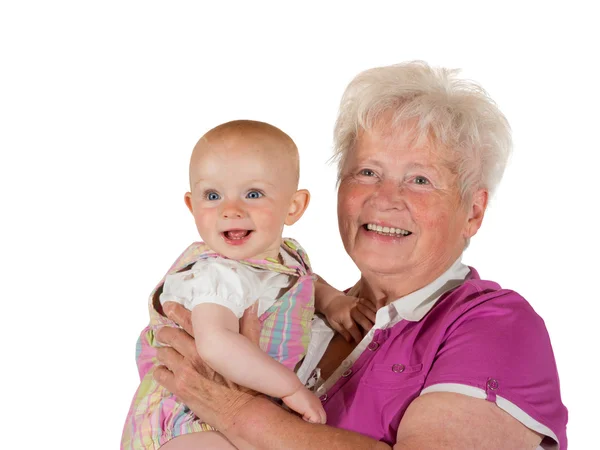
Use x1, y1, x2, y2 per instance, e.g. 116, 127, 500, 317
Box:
366, 223, 411, 236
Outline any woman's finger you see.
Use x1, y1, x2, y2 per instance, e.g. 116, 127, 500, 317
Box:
356, 302, 376, 323
163, 301, 194, 335
153, 365, 176, 392
240, 302, 261, 347
156, 346, 185, 372
155, 326, 199, 360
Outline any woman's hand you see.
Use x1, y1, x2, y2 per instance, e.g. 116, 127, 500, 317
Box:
153, 301, 262, 432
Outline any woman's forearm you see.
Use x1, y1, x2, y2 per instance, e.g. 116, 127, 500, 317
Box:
223, 396, 392, 450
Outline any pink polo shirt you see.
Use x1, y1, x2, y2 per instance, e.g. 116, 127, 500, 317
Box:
317, 265, 568, 449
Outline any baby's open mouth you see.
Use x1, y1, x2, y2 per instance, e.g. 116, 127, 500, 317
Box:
223, 229, 252, 240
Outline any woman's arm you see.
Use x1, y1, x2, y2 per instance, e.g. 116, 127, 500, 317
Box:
224, 395, 391, 450
155, 302, 389, 449
154, 303, 543, 450
394, 392, 543, 449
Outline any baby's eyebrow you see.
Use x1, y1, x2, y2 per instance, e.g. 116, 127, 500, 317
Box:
191, 180, 279, 190
247, 179, 277, 187
192, 180, 209, 188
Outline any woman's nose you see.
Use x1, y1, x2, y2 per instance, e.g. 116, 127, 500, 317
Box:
371, 181, 405, 209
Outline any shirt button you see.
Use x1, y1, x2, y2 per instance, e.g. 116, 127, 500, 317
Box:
316, 386, 325, 395
487, 379, 499, 391
392, 363, 405, 373
367, 341, 379, 351
320, 394, 328, 402
341, 359, 351, 368
342, 369, 353, 377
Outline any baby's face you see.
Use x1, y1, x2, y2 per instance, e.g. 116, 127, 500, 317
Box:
186, 134, 300, 261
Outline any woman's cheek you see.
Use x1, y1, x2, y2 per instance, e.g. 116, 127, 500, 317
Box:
416, 198, 456, 231
339, 182, 366, 210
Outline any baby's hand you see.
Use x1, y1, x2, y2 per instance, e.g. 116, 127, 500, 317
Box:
281, 386, 327, 424
321, 294, 376, 343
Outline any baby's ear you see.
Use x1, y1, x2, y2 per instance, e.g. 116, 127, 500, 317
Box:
184, 192, 194, 214
285, 189, 310, 226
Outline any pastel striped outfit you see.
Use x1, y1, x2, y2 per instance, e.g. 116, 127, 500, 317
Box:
121, 238, 316, 449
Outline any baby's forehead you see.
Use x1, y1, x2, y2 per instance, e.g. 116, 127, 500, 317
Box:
191, 122, 300, 184
198, 134, 296, 164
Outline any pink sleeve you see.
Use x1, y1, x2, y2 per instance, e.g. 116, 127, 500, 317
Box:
135, 325, 156, 380
423, 291, 568, 448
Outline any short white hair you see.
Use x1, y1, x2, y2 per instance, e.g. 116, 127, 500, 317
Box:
333, 61, 512, 199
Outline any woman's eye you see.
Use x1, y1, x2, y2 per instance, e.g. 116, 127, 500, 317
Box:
359, 169, 376, 177
206, 192, 221, 201
413, 176, 430, 185
246, 190, 263, 199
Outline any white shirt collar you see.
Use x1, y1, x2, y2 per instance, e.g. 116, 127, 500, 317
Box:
374, 257, 470, 327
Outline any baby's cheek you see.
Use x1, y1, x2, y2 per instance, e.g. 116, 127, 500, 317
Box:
195, 211, 217, 233
255, 208, 281, 232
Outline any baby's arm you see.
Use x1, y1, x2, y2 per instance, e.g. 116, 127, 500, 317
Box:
192, 303, 326, 424
315, 275, 376, 343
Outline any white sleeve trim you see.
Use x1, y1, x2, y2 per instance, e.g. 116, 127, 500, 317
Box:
159, 258, 262, 318
420, 383, 559, 450
295, 315, 334, 385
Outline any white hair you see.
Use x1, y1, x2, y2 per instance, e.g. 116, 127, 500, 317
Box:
333, 61, 512, 199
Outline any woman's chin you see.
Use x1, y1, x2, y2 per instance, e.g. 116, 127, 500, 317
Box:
353, 247, 413, 276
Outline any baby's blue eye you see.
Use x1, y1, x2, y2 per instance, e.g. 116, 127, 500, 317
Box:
414, 176, 430, 185
206, 192, 221, 201
246, 190, 263, 199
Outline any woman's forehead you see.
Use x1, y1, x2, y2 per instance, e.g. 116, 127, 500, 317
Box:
353, 127, 449, 161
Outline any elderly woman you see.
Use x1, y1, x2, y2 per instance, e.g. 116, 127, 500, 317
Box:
153, 61, 568, 449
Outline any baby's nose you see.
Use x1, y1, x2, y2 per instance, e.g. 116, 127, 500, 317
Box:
221, 202, 245, 219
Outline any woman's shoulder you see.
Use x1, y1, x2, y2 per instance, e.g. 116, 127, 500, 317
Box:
437, 268, 544, 327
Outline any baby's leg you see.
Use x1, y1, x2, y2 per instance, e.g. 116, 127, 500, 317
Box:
160, 431, 237, 449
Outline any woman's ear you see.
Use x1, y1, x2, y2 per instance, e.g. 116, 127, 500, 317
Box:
184, 192, 194, 214
464, 188, 488, 239
284, 189, 310, 226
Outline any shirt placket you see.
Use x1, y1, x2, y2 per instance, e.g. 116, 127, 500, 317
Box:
317, 304, 401, 398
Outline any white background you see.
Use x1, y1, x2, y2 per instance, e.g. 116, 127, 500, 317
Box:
1, 1, 598, 448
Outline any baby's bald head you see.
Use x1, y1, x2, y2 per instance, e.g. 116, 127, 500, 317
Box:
184, 120, 310, 260
189, 120, 300, 190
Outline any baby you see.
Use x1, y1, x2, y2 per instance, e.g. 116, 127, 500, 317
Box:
121, 120, 368, 449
